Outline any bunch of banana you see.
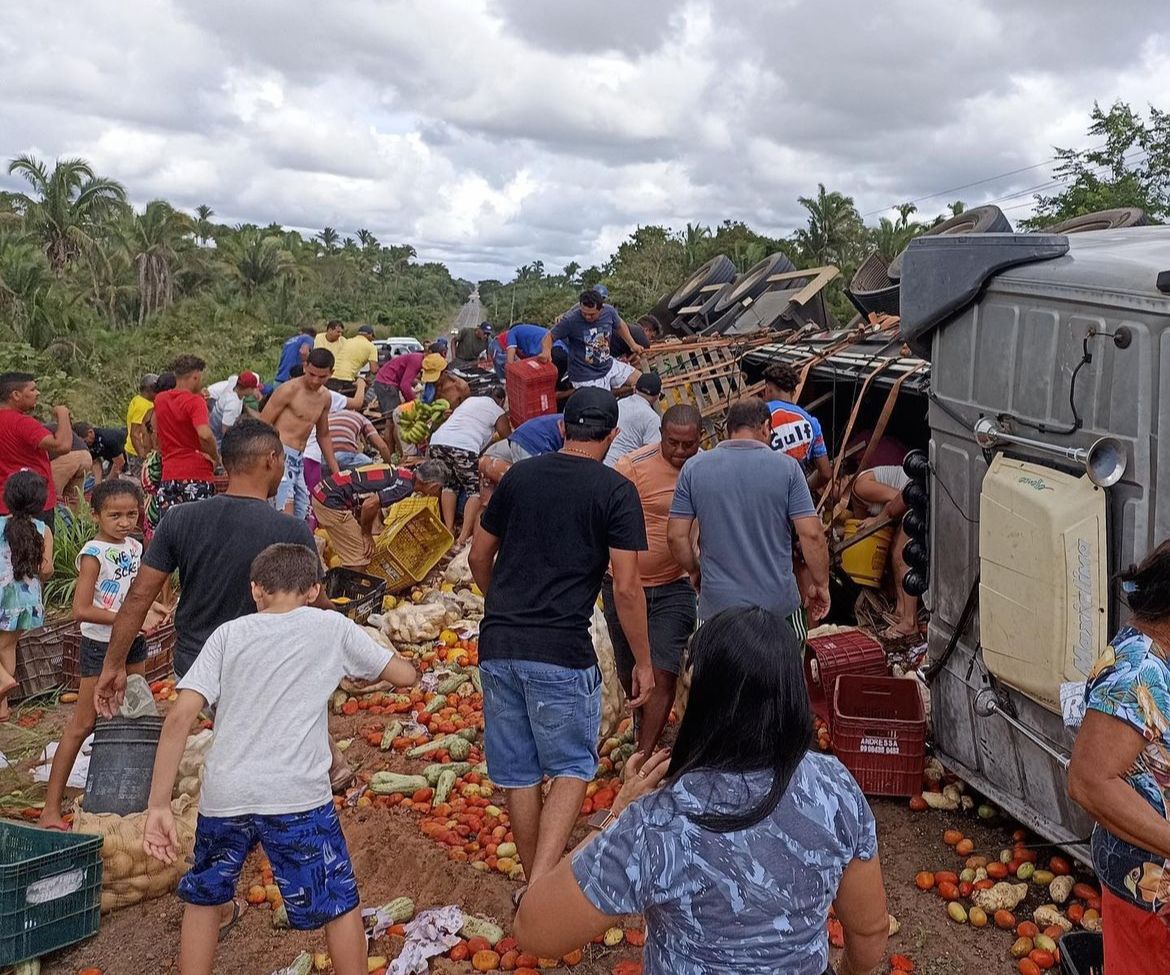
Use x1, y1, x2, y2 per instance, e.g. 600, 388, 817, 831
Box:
399, 398, 450, 444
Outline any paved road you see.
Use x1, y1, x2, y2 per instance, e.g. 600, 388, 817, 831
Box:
452, 292, 482, 330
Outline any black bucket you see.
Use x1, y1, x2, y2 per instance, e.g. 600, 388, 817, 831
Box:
82, 716, 165, 815
1059, 930, 1103, 975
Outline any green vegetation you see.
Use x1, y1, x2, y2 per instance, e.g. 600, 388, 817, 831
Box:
0, 157, 470, 421
1021, 101, 1170, 229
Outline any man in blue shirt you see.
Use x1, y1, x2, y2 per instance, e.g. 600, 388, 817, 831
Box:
667, 397, 830, 635
763, 363, 832, 493
275, 326, 317, 384
546, 290, 647, 390
493, 324, 569, 384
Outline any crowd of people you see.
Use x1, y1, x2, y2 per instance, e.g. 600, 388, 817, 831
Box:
0, 287, 1165, 974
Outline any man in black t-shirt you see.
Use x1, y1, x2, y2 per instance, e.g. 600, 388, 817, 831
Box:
74, 422, 127, 481
469, 388, 653, 892
96, 420, 320, 709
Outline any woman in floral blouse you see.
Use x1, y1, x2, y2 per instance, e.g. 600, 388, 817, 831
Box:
1070, 541, 1170, 970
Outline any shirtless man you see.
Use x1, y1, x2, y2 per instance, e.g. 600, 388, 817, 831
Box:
260, 347, 340, 518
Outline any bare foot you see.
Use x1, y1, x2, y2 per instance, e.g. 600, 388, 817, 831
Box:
881, 623, 920, 641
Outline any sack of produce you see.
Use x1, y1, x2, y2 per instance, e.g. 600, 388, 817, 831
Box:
174, 729, 213, 800
72, 792, 199, 913
590, 605, 624, 740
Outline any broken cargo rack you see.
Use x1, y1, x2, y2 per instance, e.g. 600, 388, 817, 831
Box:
741, 317, 930, 395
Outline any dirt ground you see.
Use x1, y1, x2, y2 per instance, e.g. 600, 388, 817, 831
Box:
3, 698, 1097, 975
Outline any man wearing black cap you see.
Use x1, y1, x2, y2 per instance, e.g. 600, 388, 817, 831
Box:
604, 371, 664, 467
469, 387, 652, 896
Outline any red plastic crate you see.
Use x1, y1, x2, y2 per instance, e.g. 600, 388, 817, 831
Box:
832, 674, 926, 797
807, 629, 887, 724
505, 358, 558, 428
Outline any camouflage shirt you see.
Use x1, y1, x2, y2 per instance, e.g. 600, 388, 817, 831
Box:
571, 753, 877, 975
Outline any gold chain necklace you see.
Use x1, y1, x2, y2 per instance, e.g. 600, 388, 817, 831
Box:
561, 446, 595, 460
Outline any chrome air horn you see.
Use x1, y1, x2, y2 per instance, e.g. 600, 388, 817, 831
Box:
973, 418, 1127, 488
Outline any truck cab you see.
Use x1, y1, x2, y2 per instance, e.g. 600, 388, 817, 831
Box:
900, 227, 1170, 859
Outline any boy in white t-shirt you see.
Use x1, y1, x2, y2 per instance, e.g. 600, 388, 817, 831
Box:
40, 478, 158, 829
144, 543, 417, 975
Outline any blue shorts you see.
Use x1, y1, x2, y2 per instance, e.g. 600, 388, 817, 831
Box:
479, 658, 601, 789
178, 801, 358, 929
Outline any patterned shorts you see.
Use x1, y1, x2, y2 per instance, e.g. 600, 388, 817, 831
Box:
428, 444, 481, 495
156, 479, 215, 520
178, 801, 358, 929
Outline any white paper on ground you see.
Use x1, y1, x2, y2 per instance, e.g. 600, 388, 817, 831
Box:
383, 906, 464, 975
31, 734, 94, 789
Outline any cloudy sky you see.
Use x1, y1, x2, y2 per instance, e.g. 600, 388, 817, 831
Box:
2, 0, 1168, 281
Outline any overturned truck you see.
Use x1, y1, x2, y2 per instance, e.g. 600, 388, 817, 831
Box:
653, 216, 1167, 860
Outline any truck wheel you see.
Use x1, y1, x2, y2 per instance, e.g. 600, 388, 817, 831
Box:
667, 255, 737, 312
712, 252, 797, 314
888, 205, 1013, 280
1040, 207, 1149, 234
847, 251, 901, 317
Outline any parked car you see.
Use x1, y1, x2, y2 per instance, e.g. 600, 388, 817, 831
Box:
372, 337, 424, 365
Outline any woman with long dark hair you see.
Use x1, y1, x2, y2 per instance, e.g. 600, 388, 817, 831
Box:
514, 607, 889, 975
1069, 542, 1170, 970
0, 471, 54, 720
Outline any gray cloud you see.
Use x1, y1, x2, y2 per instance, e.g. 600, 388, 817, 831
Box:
1, 0, 1167, 282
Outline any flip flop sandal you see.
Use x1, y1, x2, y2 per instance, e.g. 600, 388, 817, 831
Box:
511, 884, 528, 909
218, 899, 245, 942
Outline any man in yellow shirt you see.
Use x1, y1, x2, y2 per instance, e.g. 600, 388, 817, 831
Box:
330, 324, 378, 394
314, 320, 346, 359
124, 373, 159, 474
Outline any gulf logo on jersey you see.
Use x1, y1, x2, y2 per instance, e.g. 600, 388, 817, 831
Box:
769, 405, 816, 461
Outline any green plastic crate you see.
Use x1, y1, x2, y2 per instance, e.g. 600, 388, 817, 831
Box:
0, 820, 103, 965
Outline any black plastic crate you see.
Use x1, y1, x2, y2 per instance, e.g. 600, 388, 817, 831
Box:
0, 820, 103, 965
324, 567, 386, 626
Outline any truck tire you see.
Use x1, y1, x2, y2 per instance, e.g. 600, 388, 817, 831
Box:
888, 205, 1013, 280
712, 252, 797, 314
847, 251, 901, 317
667, 255, 737, 312
1041, 207, 1149, 234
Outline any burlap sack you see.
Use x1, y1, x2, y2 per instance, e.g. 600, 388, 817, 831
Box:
72, 792, 199, 913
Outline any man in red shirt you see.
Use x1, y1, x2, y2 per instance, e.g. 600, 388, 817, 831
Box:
0, 372, 73, 526
152, 355, 219, 521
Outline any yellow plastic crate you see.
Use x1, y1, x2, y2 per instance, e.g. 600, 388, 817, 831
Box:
366, 496, 453, 593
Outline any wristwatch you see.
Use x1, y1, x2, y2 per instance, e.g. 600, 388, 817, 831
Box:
586, 808, 618, 831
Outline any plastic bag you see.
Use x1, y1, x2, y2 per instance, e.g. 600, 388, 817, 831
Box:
119, 674, 158, 719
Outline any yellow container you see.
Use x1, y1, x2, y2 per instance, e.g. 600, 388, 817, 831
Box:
840, 519, 894, 588
366, 496, 453, 593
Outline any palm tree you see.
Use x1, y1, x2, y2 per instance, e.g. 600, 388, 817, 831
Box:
949, 201, 966, 217
118, 200, 194, 325
0, 229, 55, 344
6, 155, 126, 272
316, 226, 340, 252
683, 222, 712, 269
356, 228, 378, 249
194, 204, 215, 244
561, 260, 581, 286
217, 228, 294, 298
894, 203, 918, 229
794, 183, 866, 269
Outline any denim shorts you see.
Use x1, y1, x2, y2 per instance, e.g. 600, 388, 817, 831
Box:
80, 634, 146, 678
178, 801, 358, 929
479, 658, 601, 788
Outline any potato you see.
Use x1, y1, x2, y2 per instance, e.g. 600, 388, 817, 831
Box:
1048, 875, 1074, 904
